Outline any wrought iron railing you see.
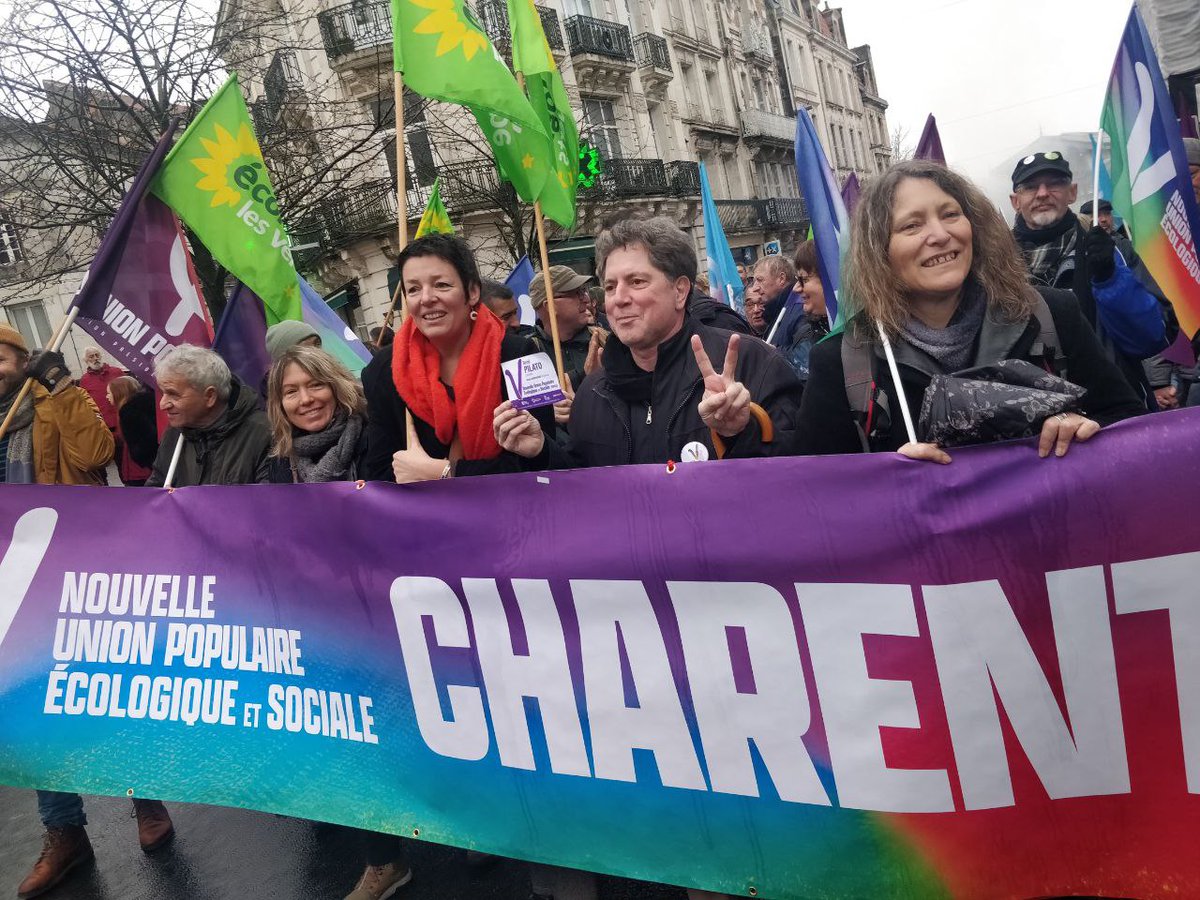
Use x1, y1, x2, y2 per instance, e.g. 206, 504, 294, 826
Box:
565, 14, 634, 62
539, 5, 565, 50
264, 49, 303, 115
633, 33, 670, 70
598, 158, 669, 198
476, 0, 564, 56
742, 25, 773, 63
317, 0, 391, 61
716, 199, 763, 233
763, 196, 807, 227
666, 160, 700, 196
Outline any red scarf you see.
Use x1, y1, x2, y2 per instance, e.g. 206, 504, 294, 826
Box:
392, 305, 504, 460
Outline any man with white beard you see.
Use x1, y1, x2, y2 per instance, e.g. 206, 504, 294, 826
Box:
1009, 150, 1170, 409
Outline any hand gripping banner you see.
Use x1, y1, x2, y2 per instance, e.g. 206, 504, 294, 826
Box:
1, 411, 1200, 898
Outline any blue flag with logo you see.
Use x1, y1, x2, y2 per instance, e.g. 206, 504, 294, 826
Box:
794, 108, 851, 328
505, 255, 537, 326
700, 163, 744, 311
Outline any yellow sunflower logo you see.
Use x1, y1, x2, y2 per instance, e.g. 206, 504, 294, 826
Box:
410, 0, 490, 60
189, 123, 263, 209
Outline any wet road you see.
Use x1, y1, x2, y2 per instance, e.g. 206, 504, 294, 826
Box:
0, 787, 686, 900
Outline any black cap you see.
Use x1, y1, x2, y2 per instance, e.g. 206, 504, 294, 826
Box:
1079, 199, 1112, 215
1011, 151, 1072, 190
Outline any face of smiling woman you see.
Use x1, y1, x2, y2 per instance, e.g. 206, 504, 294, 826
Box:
886, 177, 974, 309
402, 254, 480, 347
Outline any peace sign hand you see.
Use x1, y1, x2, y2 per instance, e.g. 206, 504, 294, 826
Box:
691, 333, 751, 437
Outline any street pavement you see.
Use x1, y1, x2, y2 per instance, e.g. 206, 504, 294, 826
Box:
0, 787, 687, 900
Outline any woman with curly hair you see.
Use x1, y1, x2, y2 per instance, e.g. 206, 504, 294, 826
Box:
796, 160, 1144, 461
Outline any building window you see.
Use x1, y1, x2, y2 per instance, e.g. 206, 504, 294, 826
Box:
582, 97, 622, 161
6, 301, 51, 349
0, 222, 22, 267
376, 93, 437, 187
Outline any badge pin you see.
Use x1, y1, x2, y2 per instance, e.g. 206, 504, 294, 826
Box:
680, 441, 710, 462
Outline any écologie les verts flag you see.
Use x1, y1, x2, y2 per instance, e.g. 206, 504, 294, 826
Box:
151, 76, 302, 325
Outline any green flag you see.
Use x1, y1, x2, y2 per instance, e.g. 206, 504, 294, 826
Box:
415, 178, 454, 237
150, 76, 301, 324
391, 0, 550, 204
508, 0, 579, 228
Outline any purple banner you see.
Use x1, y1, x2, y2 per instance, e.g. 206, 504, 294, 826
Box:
2, 411, 1200, 897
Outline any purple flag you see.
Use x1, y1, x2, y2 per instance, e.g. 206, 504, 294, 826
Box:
915, 113, 946, 164
840, 172, 861, 216
72, 123, 214, 385
212, 283, 272, 395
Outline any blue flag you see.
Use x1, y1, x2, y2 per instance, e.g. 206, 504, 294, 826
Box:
298, 278, 372, 376
700, 163, 744, 311
505, 255, 537, 326
793, 108, 851, 328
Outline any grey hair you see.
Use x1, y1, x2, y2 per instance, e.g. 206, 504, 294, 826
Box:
595, 214, 697, 285
154, 344, 232, 401
754, 255, 796, 282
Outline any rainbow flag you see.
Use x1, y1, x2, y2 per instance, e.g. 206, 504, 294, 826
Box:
1100, 5, 1200, 337
793, 108, 851, 328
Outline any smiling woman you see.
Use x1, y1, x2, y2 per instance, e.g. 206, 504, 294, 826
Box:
360, 234, 556, 483
795, 160, 1145, 461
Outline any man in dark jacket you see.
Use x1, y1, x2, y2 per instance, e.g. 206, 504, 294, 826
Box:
494, 215, 803, 466
145, 344, 271, 488
1010, 151, 1170, 407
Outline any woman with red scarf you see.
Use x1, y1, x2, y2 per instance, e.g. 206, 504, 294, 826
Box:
362, 234, 555, 482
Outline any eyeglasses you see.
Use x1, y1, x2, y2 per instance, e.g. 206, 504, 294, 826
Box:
1015, 176, 1072, 195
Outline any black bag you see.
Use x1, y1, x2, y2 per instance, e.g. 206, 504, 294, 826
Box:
918, 359, 1085, 447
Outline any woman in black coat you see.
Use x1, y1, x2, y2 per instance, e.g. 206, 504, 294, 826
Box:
259, 344, 369, 484
361, 233, 554, 482
797, 160, 1144, 462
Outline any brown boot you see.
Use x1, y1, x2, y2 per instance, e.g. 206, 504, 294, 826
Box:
17, 825, 94, 899
131, 799, 175, 853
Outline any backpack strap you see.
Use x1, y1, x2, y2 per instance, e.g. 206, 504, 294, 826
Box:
841, 329, 877, 453
1027, 289, 1067, 378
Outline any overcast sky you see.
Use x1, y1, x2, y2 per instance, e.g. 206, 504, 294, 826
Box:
838, 0, 1132, 199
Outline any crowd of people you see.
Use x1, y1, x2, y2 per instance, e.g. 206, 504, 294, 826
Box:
4, 142, 1200, 899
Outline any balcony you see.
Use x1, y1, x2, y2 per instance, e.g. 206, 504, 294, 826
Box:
741, 108, 796, 148
762, 196, 807, 228
264, 49, 304, 121
566, 15, 635, 95
476, 0, 565, 61
667, 160, 700, 196
598, 157, 670, 199
317, 0, 391, 64
742, 25, 773, 66
322, 179, 398, 248
714, 197, 808, 233
633, 33, 672, 96
436, 158, 514, 214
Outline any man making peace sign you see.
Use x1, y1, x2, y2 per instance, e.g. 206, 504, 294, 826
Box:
494, 215, 803, 467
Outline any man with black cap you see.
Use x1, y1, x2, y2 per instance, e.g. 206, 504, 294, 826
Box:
1079, 198, 1126, 238
1010, 150, 1171, 408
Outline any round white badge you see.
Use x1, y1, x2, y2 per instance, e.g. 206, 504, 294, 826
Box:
1022, 155, 1036, 165
680, 441, 710, 462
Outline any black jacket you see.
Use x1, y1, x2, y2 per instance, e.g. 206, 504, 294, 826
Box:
361, 332, 556, 481
545, 317, 803, 467
796, 287, 1146, 455
118, 389, 159, 469
145, 379, 272, 486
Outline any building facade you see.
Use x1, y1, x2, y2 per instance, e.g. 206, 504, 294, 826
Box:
1, 0, 892, 352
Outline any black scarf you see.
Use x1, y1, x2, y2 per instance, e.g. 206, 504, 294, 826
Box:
603, 317, 695, 404
1012, 213, 1080, 288
289, 411, 364, 483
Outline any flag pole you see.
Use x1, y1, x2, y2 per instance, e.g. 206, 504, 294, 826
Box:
875, 322, 918, 445
162, 434, 185, 489
532, 202, 567, 385
1091, 129, 1104, 229
375, 69, 410, 350
0, 305, 80, 443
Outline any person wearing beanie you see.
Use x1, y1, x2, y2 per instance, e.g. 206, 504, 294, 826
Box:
1009, 150, 1172, 410
265, 319, 321, 361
